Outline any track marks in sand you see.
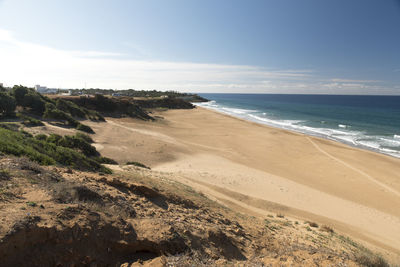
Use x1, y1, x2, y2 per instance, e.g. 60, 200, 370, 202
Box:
307, 137, 400, 197
106, 120, 182, 146
173, 174, 400, 255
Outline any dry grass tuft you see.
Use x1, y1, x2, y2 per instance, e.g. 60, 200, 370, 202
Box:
306, 221, 319, 228
320, 225, 334, 233
355, 252, 389, 267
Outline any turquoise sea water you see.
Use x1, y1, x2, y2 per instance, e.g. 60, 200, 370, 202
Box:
196, 94, 400, 158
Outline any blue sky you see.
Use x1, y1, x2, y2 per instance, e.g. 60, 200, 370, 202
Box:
0, 0, 399, 94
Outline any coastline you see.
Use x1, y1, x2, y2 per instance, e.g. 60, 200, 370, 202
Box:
194, 98, 400, 160
84, 107, 400, 260
196, 103, 400, 160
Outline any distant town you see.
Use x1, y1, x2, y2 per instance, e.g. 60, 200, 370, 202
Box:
0, 83, 208, 101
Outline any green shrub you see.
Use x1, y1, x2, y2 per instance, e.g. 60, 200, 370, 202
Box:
95, 157, 118, 165
58, 135, 98, 157
87, 110, 106, 121
0, 123, 20, 131
46, 133, 63, 144
76, 123, 94, 134
21, 92, 46, 114
75, 132, 94, 143
0, 131, 56, 165
0, 92, 16, 118
0, 169, 11, 180
17, 114, 44, 126
10, 86, 47, 115
34, 134, 48, 141
40, 95, 56, 105
44, 103, 94, 133
56, 99, 86, 118
46, 133, 98, 157
19, 130, 33, 138
11, 85, 30, 105
43, 105, 79, 127
54, 98, 105, 121
126, 161, 150, 169
63, 95, 151, 120
0, 127, 110, 173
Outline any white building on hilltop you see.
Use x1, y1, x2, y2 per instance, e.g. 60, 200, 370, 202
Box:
34, 85, 58, 94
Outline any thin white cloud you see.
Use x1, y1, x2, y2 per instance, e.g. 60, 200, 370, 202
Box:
330, 78, 380, 83
0, 28, 397, 95
71, 51, 125, 58
121, 41, 153, 58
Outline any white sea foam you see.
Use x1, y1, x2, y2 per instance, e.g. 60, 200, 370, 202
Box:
356, 140, 381, 150
248, 114, 304, 129
194, 100, 400, 158
334, 135, 359, 145
379, 137, 400, 147
221, 107, 258, 115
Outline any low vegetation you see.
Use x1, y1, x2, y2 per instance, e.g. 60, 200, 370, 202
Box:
76, 123, 95, 134
55, 98, 105, 121
0, 169, 10, 180
0, 91, 16, 118
0, 86, 96, 133
126, 161, 150, 169
43, 103, 95, 133
320, 225, 334, 233
355, 252, 390, 267
58, 94, 154, 120
0, 126, 111, 173
70, 88, 208, 102
1, 85, 208, 134
0, 85, 207, 174
306, 221, 319, 228
134, 97, 195, 109
94, 157, 118, 165
16, 113, 44, 127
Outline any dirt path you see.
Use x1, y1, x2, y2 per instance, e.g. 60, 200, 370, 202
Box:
306, 136, 400, 197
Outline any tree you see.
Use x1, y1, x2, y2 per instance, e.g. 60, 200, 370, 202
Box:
11, 85, 30, 105
21, 92, 46, 114
0, 92, 16, 117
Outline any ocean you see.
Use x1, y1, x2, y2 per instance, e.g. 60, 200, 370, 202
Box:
195, 94, 400, 159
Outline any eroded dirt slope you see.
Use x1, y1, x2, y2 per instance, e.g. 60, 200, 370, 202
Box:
0, 156, 388, 266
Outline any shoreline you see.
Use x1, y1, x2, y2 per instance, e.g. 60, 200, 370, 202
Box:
84, 107, 400, 261
194, 102, 400, 160
195, 105, 400, 162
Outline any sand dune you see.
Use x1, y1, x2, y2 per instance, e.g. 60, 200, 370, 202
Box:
86, 107, 400, 260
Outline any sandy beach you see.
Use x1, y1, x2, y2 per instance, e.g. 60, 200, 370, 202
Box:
86, 107, 400, 260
